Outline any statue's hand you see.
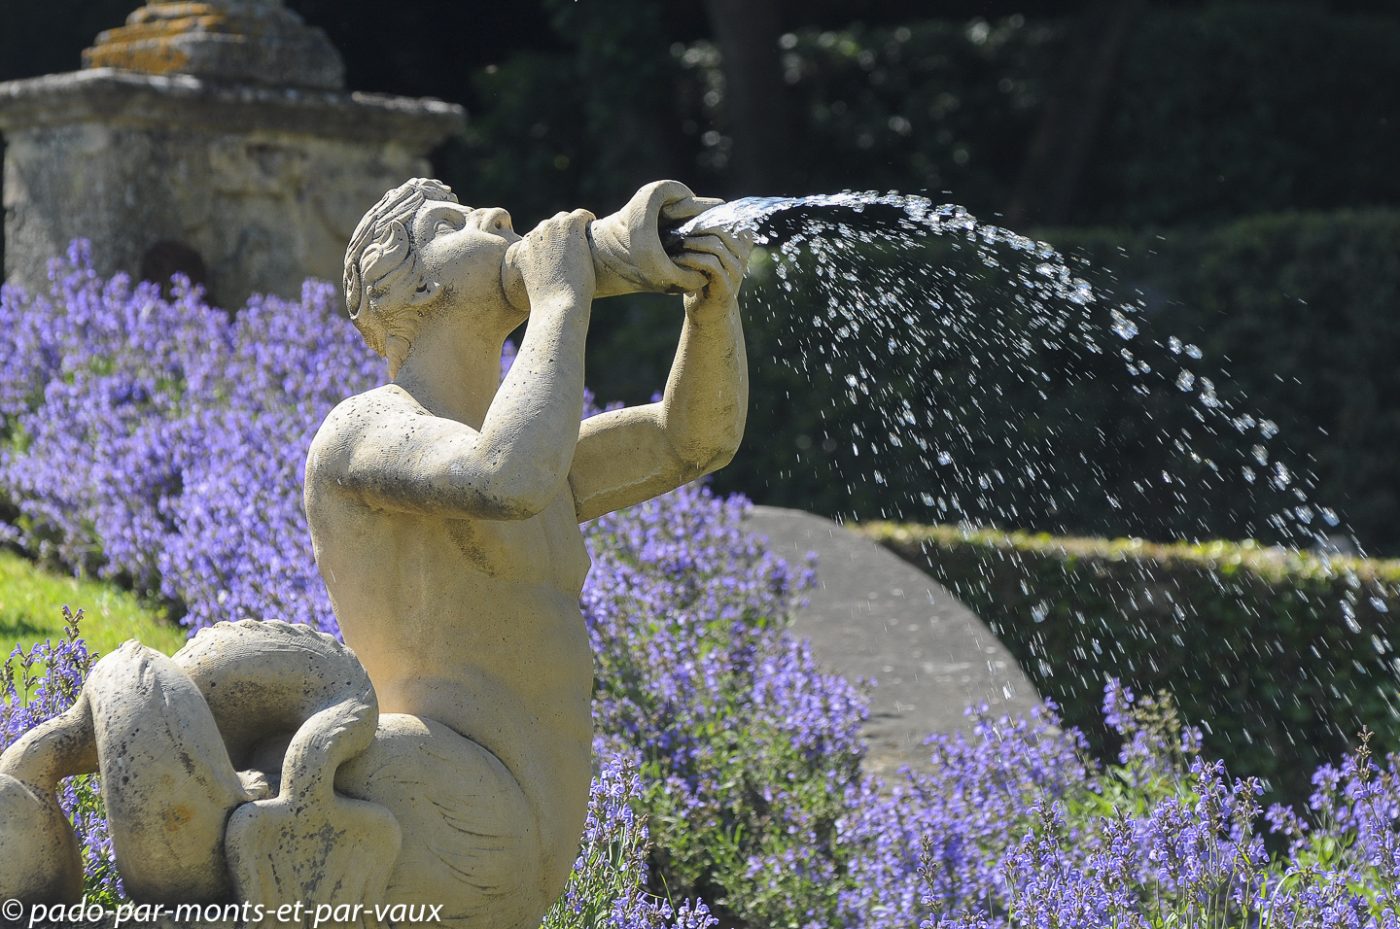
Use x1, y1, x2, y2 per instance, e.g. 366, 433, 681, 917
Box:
660, 192, 724, 228
513, 209, 597, 307
673, 227, 752, 319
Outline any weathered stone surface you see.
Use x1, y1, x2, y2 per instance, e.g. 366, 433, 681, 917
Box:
0, 69, 463, 306
300, 177, 748, 926
498, 179, 726, 309
746, 506, 1042, 780
0, 623, 385, 911
83, 0, 345, 91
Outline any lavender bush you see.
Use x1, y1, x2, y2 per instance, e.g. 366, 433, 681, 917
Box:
0, 608, 119, 902
0, 242, 381, 633
3, 251, 1400, 927
543, 745, 718, 929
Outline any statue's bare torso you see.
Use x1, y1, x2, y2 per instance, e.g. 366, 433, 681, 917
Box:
305, 383, 595, 906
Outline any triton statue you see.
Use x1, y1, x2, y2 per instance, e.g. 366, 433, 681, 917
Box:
0, 180, 750, 929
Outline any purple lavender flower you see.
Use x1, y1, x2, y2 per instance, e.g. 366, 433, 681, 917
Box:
5, 253, 1400, 928
0, 608, 120, 901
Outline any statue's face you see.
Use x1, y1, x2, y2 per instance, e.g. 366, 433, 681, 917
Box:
411, 201, 521, 313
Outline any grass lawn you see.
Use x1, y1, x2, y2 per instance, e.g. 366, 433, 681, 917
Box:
0, 548, 186, 660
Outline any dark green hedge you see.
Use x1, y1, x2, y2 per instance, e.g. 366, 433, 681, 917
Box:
442, 4, 1400, 231
1047, 209, 1400, 555
862, 521, 1400, 802
1077, 3, 1400, 227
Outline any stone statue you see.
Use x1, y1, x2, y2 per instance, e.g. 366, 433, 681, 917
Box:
0, 179, 750, 928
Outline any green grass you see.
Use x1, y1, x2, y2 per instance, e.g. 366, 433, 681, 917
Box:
0, 548, 185, 659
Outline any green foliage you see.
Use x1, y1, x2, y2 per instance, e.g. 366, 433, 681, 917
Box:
1049, 208, 1400, 554
642, 705, 859, 926
539, 756, 662, 929
658, 6, 1400, 222
1078, 3, 1400, 227
0, 548, 184, 661
1, 608, 121, 903
450, 0, 690, 226
68, 773, 120, 906
675, 17, 1061, 200
862, 520, 1400, 802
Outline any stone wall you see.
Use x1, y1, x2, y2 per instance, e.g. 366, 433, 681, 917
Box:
0, 0, 464, 307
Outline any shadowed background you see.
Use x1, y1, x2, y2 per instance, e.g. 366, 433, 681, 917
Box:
3, 0, 1398, 553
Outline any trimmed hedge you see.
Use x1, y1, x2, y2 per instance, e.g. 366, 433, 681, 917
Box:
860, 520, 1400, 802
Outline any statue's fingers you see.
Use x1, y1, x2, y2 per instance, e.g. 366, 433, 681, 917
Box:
678, 234, 744, 282
661, 196, 724, 223
662, 257, 708, 292
673, 251, 726, 291
680, 228, 749, 259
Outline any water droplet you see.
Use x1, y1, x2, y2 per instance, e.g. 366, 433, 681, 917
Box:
1342, 600, 1362, 633
1109, 308, 1137, 340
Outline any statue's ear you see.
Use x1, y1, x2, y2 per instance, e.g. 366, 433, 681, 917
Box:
363, 220, 433, 312
408, 277, 442, 307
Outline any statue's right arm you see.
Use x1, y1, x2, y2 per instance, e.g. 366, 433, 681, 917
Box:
308, 395, 537, 521
312, 296, 588, 521
311, 211, 597, 521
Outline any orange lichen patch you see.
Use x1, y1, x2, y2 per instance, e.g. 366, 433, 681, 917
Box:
129, 2, 229, 25
83, 39, 194, 77
82, 7, 266, 75
84, 44, 194, 76
75, 0, 344, 87
98, 16, 231, 40
162, 804, 194, 832
122, 4, 286, 38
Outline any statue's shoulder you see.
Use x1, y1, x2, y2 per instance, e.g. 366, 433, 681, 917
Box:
322, 384, 418, 429
309, 384, 418, 470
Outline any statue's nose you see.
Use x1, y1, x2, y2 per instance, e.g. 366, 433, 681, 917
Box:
479, 208, 512, 233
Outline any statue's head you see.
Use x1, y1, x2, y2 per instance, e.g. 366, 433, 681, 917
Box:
346, 178, 523, 376
343, 178, 457, 373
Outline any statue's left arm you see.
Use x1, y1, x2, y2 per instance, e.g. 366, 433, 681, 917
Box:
569, 229, 750, 522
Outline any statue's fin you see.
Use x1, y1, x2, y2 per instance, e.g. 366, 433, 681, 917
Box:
226, 698, 401, 929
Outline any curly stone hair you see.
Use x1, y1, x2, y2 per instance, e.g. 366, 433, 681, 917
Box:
343, 178, 458, 370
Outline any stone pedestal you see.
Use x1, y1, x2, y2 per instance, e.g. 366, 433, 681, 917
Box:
0, 0, 464, 307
